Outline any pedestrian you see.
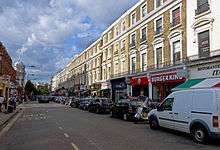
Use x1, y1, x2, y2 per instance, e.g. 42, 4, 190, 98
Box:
0, 95, 4, 112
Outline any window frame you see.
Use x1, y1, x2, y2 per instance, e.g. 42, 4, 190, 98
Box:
130, 12, 137, 26
141, 2, 147, 20
154, 16, 163, 35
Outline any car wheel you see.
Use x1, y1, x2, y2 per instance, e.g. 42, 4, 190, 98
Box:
149, 118, 159, 130
123, 113, 128, 121
191, 126, 208, 144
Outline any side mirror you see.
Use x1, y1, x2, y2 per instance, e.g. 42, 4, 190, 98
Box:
157, 105, 164, 112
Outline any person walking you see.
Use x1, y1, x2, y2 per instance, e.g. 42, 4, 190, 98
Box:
0, 96, 4, 112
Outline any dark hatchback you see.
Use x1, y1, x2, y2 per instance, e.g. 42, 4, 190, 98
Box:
88, 98, 112, 114
111, 98, 144, 121
70, 97, 80, 108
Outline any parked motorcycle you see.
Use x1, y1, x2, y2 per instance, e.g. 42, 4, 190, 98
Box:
134, 98, 158, 123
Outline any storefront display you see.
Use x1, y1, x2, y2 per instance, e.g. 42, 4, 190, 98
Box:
130, 76, 149, 97
111, 77, 127, 102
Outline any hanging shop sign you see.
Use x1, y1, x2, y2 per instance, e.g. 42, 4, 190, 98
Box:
151, 72, 186, 84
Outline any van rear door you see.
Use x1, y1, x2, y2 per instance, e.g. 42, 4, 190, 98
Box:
173, 91, 193, 133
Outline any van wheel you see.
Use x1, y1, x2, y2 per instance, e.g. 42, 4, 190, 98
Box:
191, 126, 208, 144
149, 119, 159, 130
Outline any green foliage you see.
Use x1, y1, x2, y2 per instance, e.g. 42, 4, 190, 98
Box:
25, 80, 38, 95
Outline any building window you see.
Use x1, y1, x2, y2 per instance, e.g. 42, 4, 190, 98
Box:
131, 12, 136, 26
108, 66, 111, 79
156, 47, 163, 68
141, 53, 147, 71
198, 30, 210, 58
131, 57, 136, 74
115, 26, 119, 37
155, 0, 162, 8
141, 27, 147, 43
108, 47, 112, 59
108, 31, 112, 41
130, 33, 136, 47
196, 0, 210, 15
172, 40, 181, 64
0, 56, 2, 75
121, 40, 126, 53
155, 18, 163, 35
171, 7, 180, 27
141, 3, 147, 19
121, 60, 126, 74
114, 43, 119, 56
122, 20, 126, 32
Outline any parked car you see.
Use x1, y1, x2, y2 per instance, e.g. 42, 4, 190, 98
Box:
37, 95, 50, 103
88, 98, 112, 113
111, 98, 144, 121
70, 97, 80, 108
148, 88, 220, 144
79, 98, 93, 110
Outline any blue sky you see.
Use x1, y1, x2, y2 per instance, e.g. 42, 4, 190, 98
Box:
0, 0, 138, 82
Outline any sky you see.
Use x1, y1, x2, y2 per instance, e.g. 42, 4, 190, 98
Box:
0, 0, 138, 82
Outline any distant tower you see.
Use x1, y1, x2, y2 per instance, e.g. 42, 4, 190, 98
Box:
15, 61, 26, 87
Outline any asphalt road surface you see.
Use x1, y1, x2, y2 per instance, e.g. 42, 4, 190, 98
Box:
0, 102, 219, 150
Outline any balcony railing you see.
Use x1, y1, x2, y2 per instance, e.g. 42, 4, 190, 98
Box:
195, 2, 210, 16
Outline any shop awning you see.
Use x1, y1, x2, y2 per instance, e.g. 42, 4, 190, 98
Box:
173, 78, 220, 91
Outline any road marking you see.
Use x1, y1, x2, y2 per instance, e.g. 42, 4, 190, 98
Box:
71, 142, 80, 150
0, 110, 24, 138
64, 133, 69, 138
58, 127, 63, 130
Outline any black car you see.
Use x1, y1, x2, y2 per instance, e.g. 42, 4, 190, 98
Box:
111, 98, 144, 121
70, 97, 80, 108
88, 98, 112, 114
37, 95, 50, 103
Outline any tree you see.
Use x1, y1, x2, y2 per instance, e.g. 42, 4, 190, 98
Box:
25, 80, 38, 95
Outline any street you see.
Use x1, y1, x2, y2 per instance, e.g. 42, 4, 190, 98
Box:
0, 102, 219, 150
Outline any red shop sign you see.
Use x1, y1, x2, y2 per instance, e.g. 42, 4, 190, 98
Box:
131, 77, 149, 86
151, 72, 186, 84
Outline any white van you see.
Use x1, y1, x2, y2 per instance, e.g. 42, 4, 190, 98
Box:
148, 88, 220, 143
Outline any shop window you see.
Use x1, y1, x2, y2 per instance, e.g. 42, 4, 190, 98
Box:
198, 30, 210, 58
114, 63, 118, 75
156, 47, 163, 68
141, 27, 147, 43
173, 40, 181, 64
171, 7, 180, 27
141, 3, 147, 19
141, 53, 147, 71
155, 18, 163, 35
196, 0, 210, 15
131, 57, 136, 74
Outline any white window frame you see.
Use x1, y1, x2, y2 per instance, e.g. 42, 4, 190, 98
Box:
140, 25, 147, 41
121, 39, 126, 51
140, 46, 148, 72
130, 12, 137, 26
114, 62, 119, 75
107, 46, 112, 59
170, 4, 182, 27
153, 40, 164, 68
108, 31, 112, 41
154, 15, 164, 34
130, 32, 136, 44
130, 53, 136, 73
141, 2, 147, 20
121, 58, 126, 74
115, 25, 119, 37
154, 0, 163, 9
121, 19, 126, 33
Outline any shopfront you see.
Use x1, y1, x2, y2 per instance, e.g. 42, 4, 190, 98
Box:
130, 76, 149, 97
111, 77, 127, 102
100, 82, 111, 98
174, 61, 220, 90
150, 68, 187, 102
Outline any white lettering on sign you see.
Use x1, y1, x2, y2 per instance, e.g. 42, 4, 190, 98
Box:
151, 74, 182, 83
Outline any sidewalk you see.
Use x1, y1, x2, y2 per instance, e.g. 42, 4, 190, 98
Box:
0, 109, 19, 130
